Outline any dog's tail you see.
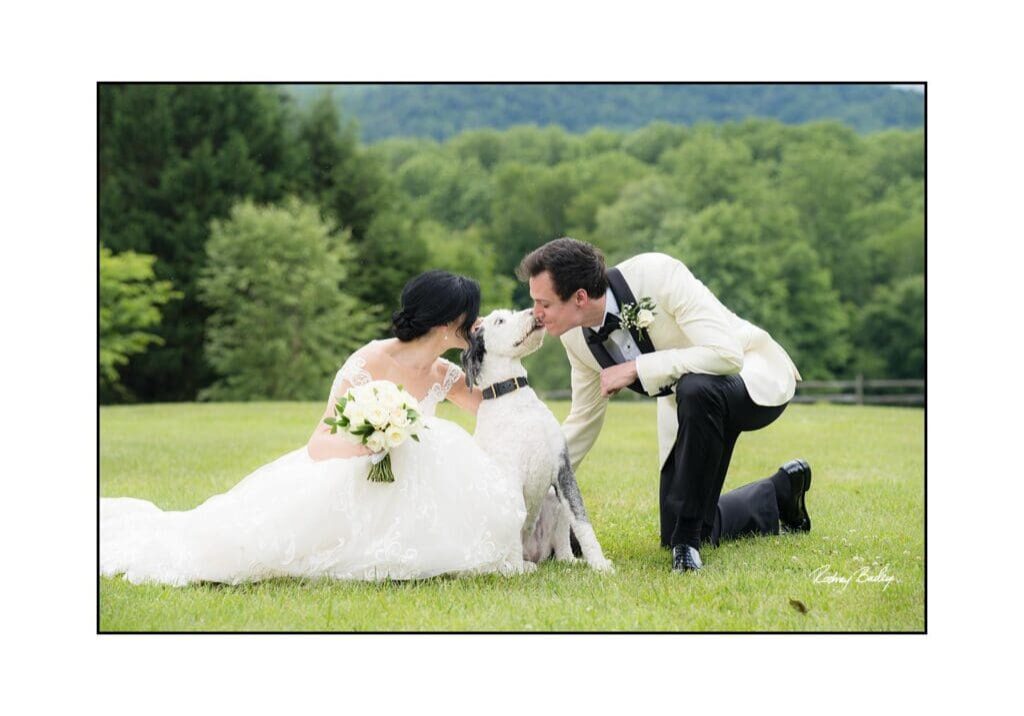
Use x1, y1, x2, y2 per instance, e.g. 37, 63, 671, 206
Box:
553, 449, 614, 572
554, 449, 589, 523
556, 450, 585, 557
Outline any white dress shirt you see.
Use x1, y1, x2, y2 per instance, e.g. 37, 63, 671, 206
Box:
589, 291, 642, 363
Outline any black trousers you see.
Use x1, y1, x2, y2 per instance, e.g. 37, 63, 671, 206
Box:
659, 373, 788, 548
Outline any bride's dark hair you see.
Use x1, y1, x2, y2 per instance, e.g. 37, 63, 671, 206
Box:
391, 270, 481, 343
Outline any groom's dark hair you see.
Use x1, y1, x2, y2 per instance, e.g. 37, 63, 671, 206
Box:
516, 237, 608, 301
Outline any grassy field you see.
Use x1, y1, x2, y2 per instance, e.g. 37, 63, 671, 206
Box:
99, 400, 924, 632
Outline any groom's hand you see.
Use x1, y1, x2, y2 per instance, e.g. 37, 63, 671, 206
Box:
600, 361, 639, 397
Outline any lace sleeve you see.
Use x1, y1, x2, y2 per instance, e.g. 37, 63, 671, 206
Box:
419, 359, 465, 412
330, 355, 373, 399
440, 359, 463, 398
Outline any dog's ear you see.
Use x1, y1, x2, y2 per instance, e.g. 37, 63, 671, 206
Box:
461, 327, 486, 387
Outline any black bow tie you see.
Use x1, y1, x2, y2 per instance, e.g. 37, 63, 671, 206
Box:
586, 313, 621, 344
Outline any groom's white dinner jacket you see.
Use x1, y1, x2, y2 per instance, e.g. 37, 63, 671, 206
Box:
560, 252, 801, 471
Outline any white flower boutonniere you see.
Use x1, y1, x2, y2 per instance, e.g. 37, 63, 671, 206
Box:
620, 296, 657, 331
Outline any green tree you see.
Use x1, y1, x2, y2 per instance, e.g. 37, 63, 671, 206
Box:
367, 136, 443, 173
448, 129, 504, 170
292, 90, 362, 206
564, 151, 652, 236
197, 198, 378, 401
99, 84, 293, 401
419, 221, 515, 312
296, 93, 395, 245
99, 247, 180, 401
591, 175, 687, 263
577, 127, 625, 157
488, 162, 580, 279
853, 275, 925, 379
395, 151, 452, 200
720, 118, 789, 166
775, 242, 852, 378
862, 128, 925, 200
395, 153, 493, 229
659, 127, 763, 210
621, 121, 688, 164
501, 125, 580, 166
352, 211, 431, 314
778, 140, 870, 302
291, 93, 428, 312
844, 178, 924, 303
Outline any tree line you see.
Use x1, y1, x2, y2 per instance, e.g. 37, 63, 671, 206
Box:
100, 84, 923, 403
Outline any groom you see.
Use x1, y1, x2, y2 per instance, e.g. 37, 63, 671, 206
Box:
517, 237, 813, 573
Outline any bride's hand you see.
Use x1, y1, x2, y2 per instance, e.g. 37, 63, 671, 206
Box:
308, 396, 374, 461
307, 430, 373, 461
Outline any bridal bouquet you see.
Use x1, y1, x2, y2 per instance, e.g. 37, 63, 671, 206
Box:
324, 380, 425, 483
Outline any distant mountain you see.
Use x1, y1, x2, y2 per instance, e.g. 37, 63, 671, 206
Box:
283, 83, 924, 142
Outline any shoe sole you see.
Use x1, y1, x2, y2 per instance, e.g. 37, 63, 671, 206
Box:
798, 458, 812, 492
779, 459, 812, 533
797, 459, 811, 531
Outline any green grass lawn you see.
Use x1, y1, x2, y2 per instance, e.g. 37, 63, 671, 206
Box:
99, 400, 924, 632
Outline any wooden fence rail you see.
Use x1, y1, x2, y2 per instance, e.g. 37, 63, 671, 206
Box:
540, 375, 924, 406
793, 375, 924, 406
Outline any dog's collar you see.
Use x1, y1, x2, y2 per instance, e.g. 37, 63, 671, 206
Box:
480, 376, 529, 400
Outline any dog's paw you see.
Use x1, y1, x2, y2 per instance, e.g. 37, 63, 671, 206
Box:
554, 553, 579, 564
589, 558, 615, 574
520, 561, 538, 574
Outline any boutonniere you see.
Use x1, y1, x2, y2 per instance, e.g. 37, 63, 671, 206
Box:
619, 296, 657, 331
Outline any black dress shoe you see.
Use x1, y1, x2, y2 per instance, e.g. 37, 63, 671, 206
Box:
779, 459, 812, 533
672, 544, 703, 572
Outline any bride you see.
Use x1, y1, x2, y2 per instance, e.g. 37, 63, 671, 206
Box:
100, 271, 529, 585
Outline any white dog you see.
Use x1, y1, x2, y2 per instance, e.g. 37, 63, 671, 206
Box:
462, 308, 614, 573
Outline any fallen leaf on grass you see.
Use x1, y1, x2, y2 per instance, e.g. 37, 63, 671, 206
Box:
789, 598, 809, 614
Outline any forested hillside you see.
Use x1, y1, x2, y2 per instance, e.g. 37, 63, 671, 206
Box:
285, 84, 924, 141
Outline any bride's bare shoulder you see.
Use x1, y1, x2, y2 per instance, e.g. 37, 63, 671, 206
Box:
340, 340, 394, 380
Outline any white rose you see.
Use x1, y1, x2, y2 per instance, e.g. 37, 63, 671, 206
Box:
343, 401, 366, 426
349, 385, 373, 405
366, 404, 390, 429
365, 431, 386, 453
636, 308, 655, 328
402, 394, 420, 413
390, 408, 411, 427
384, 426, 407, 449
378, 386, 402, 410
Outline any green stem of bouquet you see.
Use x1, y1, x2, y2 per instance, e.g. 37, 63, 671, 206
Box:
367, 453, 395, 483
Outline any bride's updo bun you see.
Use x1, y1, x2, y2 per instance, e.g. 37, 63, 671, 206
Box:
391, 308, 428, 342
391, 270, 481, 343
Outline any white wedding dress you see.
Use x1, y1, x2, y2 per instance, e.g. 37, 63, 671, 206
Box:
100, 356, 528, 585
